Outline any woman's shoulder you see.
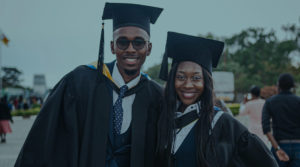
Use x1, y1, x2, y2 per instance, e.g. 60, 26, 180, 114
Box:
214, 111, 238, 125
212, 112, 248, 140
210, 112, 278, 166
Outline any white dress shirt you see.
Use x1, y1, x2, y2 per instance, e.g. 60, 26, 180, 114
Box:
112, 62, 141, 134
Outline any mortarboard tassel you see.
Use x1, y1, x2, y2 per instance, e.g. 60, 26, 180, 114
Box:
159, 51, 169, 81
97, 22, 105, 80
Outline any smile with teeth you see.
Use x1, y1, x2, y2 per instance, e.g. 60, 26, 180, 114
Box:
125, 58, 138, 64
182, 92, 197, 98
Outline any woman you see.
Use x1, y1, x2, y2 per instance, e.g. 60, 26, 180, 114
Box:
156, 32, 278, 167
0, 97, 13, 143
239, 85, 269, 146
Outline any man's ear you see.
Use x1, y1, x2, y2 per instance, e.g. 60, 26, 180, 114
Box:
111, 41, 115, 54
146, 42, 152, 56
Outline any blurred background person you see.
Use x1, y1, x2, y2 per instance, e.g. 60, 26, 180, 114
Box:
239, 85, 269, 147
0, 96, 13, 143
214, 93, 233, 116
262, 73, 300, 167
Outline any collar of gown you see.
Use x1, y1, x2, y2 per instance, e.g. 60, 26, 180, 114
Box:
175, 101, 201, 119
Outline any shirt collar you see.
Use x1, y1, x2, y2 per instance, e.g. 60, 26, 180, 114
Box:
112, 61, 141, 89
279, 90, 292, 95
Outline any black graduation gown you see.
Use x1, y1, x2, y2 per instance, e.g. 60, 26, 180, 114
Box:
173, 113, 278, 167
14, 62, 163, 167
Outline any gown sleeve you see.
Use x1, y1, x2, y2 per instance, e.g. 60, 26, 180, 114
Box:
15, 72, 80, 167
236, 131, 278, 167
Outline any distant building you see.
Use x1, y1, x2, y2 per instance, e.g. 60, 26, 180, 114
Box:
212, 71, 235, 101
33, 74, 47, 97
3, 87, 24, 97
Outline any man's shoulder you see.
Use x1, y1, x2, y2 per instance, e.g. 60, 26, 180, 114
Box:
265, 94, 281, 102
72, 65, 97, 75
143, 77, 163, 95
57, 65, 100, 92
288, 93, 300, 101
67, 65, 99, 81
267, 92, 300, 102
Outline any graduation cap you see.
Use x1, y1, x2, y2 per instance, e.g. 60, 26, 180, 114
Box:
159, 32, 225, 81
97, 3, 163, 78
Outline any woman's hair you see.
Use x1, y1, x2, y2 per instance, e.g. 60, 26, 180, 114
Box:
156, 62, 216, 167
250, 85, 260, 97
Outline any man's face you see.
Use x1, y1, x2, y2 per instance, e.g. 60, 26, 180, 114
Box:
111, 26, 152, 77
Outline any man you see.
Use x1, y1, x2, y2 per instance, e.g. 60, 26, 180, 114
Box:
15, 3, 163, 167
262, 73, 300, 167
239, 86, 269, 146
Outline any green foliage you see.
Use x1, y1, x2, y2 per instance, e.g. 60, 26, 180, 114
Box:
145, 22, 300, 94
11, 107, 40, 116
144, 63, 165, 85
1, 67, 24, 88
216, 24, 300, 93
227, 103, 240, 116
31, 103, 41, 108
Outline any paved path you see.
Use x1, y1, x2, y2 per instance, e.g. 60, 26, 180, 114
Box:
0, 115, 268, 167
0, 116, 36, 167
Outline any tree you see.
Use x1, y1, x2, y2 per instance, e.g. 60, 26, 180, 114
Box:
144, 63, 165, 85
1, 67, 23, 88
145, 21, 300, 95
216, 26, 300, 93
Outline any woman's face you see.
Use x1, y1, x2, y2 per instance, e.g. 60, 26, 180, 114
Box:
175, 61, 204, 106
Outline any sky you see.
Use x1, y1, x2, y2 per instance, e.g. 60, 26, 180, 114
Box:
0, 0, 299, 88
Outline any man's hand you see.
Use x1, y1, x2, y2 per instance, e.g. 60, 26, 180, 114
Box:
265, 132, 289, 162
276, 149, 289, 162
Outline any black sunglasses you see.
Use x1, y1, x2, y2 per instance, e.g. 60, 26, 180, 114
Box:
116, 37, 148, 50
